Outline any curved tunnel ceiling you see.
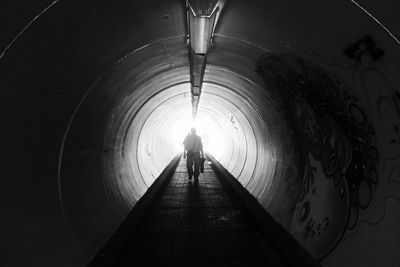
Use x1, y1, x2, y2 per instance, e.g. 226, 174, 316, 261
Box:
1, 1, 400, 267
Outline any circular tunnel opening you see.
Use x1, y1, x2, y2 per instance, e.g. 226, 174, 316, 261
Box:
103, 66, 279, 209
55, 30, 306, 260
58, 36, 296, 262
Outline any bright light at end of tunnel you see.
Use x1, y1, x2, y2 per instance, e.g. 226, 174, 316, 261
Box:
168, 114, 226, 159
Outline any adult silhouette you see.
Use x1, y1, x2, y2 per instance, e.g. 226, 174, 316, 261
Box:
183, 128, 204, 181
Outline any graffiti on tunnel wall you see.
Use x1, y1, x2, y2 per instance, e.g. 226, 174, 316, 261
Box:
256, 54, 380, 259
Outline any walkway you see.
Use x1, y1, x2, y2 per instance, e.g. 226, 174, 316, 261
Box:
113, 157, 290, 267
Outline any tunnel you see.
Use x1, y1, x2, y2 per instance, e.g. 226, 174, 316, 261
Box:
1, 0, 400, 266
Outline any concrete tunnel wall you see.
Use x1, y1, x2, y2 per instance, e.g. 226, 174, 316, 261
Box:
60, 37, 291, 263
1, 0, 400, 266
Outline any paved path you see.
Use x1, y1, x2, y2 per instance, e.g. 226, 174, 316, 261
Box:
114, 157, 289, 267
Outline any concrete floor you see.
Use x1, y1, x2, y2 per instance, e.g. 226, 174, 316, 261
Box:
113, 158, 290, 267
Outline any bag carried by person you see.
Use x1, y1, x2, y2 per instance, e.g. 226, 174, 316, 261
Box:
200, 157, 205, 173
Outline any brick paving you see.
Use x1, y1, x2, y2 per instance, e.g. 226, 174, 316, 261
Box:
114, 158, 289, 267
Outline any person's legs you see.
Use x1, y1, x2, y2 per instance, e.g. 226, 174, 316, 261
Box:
193, 153, 201, 180
186, 156, 194, 179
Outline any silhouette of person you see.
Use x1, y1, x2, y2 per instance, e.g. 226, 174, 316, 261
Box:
183, 127, 204, 181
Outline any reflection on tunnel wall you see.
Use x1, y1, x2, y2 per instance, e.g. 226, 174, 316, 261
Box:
255, 53, 400, 261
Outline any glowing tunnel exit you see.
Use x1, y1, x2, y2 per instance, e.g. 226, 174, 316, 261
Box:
135, 80, 255, 188
166, 84, 245, 161
168, 111, 227, 158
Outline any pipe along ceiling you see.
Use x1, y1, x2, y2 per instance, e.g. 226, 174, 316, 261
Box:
1, 0, 400, 267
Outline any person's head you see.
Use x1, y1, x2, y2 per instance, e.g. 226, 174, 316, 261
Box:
190, 127, 196, 135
